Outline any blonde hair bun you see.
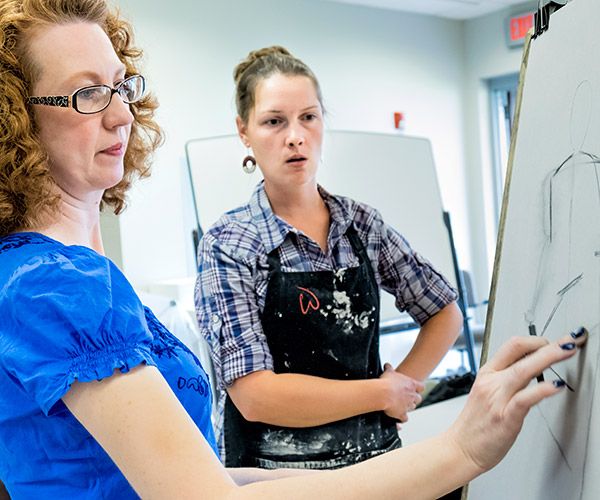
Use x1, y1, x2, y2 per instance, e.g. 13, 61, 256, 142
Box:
233, 45, 292, 85
233, 45, 323, 123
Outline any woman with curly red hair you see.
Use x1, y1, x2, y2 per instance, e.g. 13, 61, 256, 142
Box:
0, 0, 161, 236
0, 0, 586, 498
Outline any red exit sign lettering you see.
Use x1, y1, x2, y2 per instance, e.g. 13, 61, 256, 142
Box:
507, 12, 534, 47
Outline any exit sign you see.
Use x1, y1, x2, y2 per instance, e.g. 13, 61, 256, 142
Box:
507, 12, 535, 47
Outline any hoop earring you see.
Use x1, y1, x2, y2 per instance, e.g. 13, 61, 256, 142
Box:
242, 153, 257, 174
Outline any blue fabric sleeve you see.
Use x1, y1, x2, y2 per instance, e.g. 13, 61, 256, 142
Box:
0, 247, 156, 415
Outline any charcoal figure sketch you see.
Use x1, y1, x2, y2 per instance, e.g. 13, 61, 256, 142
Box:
520, 81, 600, 480
470, 1, 600, 498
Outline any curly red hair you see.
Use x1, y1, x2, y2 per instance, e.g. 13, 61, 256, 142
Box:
0, 0, 163, 237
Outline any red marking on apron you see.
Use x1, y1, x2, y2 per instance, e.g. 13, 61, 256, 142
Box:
298, 287, 320, 315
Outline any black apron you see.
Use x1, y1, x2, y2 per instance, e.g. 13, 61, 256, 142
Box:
224, 226, 401, 469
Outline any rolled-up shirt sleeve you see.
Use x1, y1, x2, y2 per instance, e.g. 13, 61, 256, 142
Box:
375, 214, 458, 325
195, 231, 273, 389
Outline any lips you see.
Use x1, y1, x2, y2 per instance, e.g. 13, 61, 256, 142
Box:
286, 154, 307, 163
99, 143, 124, 156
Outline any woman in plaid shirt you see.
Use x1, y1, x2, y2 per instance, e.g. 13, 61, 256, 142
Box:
196, 45, 464, 470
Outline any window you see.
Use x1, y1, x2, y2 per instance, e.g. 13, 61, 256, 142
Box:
489, 74, 519, 225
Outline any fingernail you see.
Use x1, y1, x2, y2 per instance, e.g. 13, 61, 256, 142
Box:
571, 327, 587, 339
553, 379, 566, 388
560, 342, 576, 350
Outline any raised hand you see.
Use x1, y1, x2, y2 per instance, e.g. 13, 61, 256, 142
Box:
447, 330, 587, 474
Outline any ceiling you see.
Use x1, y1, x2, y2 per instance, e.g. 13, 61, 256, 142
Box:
321, 0, 536, 19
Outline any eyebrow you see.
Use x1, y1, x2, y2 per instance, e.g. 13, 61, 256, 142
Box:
61, 66, 127, 88
259, 105, 321, 115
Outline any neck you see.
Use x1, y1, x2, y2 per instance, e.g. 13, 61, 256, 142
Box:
264, 180, 330, 252
264, 180, 324, 218
33, 188, 105, 254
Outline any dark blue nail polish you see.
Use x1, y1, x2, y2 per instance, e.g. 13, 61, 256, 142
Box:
571, 327, 586, 339
553, 379, 566, 388
560, 342, 576, 350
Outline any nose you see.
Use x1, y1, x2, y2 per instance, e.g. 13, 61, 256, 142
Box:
288, 137, 304, 147
286, 125, 305, 148
103, 92, 134, 129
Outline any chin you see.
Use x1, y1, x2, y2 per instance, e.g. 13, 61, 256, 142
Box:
100, 168, 126, 191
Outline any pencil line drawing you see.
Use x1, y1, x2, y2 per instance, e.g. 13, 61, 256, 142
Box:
540, 273, 583, 337
516, 81, 600, 487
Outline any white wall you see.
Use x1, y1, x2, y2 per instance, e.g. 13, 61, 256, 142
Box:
113, 0, 470, 288
462, 2, 535, 302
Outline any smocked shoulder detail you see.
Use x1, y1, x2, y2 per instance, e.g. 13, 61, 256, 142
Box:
144, 307, 200, 367
0, 233, 48, 254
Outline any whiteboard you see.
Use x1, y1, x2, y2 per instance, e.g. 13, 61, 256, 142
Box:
469, 0, 600, 498
186, 130, 456, 322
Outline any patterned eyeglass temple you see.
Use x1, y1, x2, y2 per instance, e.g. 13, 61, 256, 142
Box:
26, 75, 145, 115
26, 96, 70, 108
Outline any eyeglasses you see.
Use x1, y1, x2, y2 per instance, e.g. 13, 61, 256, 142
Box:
26, 74, 146, 115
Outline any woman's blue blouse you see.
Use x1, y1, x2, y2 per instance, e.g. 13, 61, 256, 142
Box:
0, 233, 217, 499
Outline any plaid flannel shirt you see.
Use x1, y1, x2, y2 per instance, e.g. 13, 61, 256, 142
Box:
195, 181, 457, 460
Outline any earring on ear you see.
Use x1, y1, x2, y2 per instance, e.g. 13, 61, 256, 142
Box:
242, 148, 257, 174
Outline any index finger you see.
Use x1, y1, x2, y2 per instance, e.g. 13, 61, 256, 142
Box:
507, 331, 587, 388
485, 335, 549, 372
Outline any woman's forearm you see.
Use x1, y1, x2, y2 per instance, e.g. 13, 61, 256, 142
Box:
397, 302, 463, 380
228, 431, 477, 500
228, 370, 391, 427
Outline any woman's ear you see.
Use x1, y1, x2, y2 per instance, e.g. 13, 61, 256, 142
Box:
236, 116, 249, 147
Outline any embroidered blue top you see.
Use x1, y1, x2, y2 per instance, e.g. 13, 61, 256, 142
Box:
0, 232, 217, 498
195, 181, 458, 458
